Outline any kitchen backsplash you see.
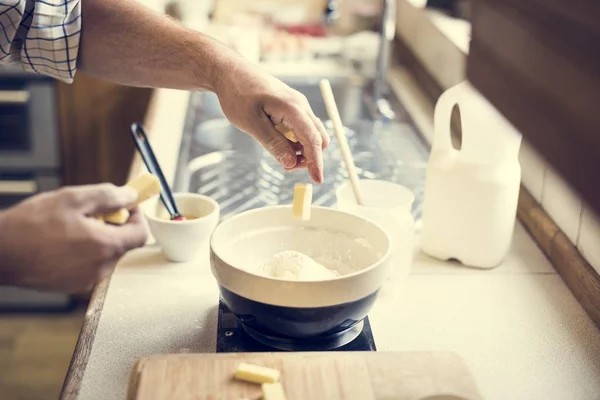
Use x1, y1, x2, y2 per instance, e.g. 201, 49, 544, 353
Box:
521, 140, 600, 276
578, 206, 600, 275
396, 0, 600, 276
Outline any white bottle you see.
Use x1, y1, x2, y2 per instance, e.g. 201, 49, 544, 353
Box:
420, 81, 523, 268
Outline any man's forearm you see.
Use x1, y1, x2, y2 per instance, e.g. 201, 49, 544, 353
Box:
78, 0, 240, 91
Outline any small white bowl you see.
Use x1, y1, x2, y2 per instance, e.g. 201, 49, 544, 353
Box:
336, 179, 416, 278
145, 193, 220, 262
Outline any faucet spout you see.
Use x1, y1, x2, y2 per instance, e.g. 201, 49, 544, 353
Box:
373, 0, 397, 121
323, 0, 340, 26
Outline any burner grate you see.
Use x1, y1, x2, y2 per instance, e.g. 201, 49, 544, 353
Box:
216, 300, 377, 353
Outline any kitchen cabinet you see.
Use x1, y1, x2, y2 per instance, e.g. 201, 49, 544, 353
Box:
56, 73, 152, 186
467, 0, 600, 218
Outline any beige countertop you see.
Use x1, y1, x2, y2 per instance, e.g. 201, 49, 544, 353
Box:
60, 81, 600, 400
75, 230, 600, 400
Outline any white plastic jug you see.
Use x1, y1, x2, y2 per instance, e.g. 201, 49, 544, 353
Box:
420, 81, 523, 268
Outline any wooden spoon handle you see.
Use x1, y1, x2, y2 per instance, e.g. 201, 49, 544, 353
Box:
319, 79, 365, 205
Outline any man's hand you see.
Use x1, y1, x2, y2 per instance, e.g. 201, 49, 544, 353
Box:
0, 184, 147, 293
214, 62, 330, 183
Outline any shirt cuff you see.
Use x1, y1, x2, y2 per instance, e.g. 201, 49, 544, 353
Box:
19, 0, 82, 83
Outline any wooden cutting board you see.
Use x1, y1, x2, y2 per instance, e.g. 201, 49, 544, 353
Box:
127, 351, 483, 400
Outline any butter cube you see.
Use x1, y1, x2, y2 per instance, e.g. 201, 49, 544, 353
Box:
100, 173, 161, 225
103, 208, 131, 225
234, 362, 280, 384
126, 172, 161, 205
274, 123, 298, 143
292, 183, 312, 221
262, 382, 287, 400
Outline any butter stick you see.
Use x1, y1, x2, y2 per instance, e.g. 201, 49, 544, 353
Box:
103, 208, 131, 225
274, 123, 298, 143
262, 382, 287, 400
100, 173, 161, 225
126, 172, 162, 203
234, 362, 280, 384
292, 183, 312, 221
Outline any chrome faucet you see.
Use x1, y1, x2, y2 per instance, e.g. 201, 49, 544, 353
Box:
323, 0, 340, 26
372, 0, 397, 121
323, 0, 397, 121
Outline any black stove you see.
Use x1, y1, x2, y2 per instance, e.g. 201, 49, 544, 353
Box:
216, 300, 377, 353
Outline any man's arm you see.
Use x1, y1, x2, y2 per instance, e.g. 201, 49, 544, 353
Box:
2, 0, 328, 182
0, 0, 231, 89
77, 0, 329, 182
78, 0, 236, 91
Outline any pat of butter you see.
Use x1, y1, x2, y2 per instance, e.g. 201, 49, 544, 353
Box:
274, 123, 298, 143
234, 362, 280, 384
103, 208, 130, 225
126, 172, 162, 205
262, 382, 288, 400
292, 183, 313, 221
99, 172, 161, 225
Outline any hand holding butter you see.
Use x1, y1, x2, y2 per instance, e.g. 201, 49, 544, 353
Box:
97, 173, 161, 225
274, 122, 299, 143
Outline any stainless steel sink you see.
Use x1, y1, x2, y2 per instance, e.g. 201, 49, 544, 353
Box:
173, 75, 430, 221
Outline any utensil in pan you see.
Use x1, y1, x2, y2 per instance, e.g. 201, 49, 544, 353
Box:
130, 123, 185, 221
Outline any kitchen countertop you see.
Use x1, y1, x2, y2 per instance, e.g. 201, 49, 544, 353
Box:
60, 76, 600, 400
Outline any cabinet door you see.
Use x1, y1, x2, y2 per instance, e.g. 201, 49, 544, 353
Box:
467, 0, 600, 214
56, 73, 152, 186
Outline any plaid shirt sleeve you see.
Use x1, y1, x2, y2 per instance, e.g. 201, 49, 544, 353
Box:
0, 0, 81, 83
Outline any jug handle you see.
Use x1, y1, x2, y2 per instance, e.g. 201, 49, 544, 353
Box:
433, 85, 461, 152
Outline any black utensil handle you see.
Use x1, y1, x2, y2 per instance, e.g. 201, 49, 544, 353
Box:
130, 123, 180, 218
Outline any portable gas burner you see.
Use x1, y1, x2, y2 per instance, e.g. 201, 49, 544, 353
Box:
216, 300, 377, 353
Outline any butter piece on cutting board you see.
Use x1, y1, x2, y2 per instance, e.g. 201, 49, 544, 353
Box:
262, 382, 288, 400
99, 173, 161, 225
292, 183, 313, 221
234, 362, 280, 384
274, 123, 298, 143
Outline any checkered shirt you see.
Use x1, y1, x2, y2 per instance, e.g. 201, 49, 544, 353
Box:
0, 0, 81, 83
